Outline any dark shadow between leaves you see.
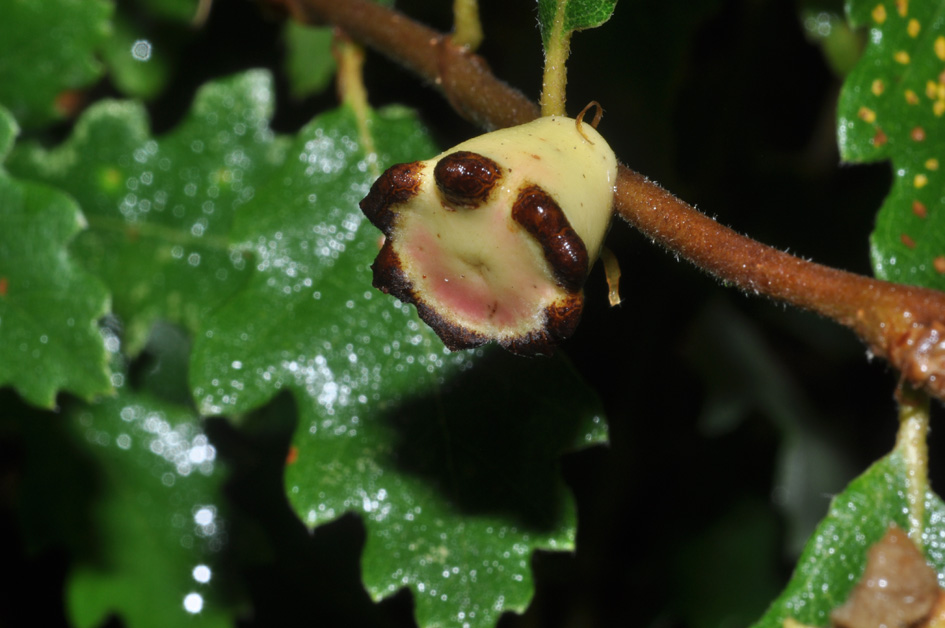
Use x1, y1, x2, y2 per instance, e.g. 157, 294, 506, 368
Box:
379, 349, 606, 531
208, 392, 417, 628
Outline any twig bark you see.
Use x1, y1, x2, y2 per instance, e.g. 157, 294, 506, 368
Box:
283, 0, 945, 402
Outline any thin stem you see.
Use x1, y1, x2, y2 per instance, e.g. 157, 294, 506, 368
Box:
895, 384, 931, 544
540, 1, 570, 117
283, 0, 945, 402
452, 0, 483, 51
333, 33, 379, 176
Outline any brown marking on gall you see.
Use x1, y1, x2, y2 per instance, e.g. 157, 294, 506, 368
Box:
0, 277, 7, 297
511, 184, 588, 293
501, 294, 584, 356
544, 293, 584, 341
873, 128, 888, 147
414, 299, 489, 351
913, 200, 928, 218
371, 241, 413, 301
433, 151, 502, 208
935, 256, 945, 273
911, 126, 926, 141
286, 446, 299, 465
901, 233, 917, 248
360, 161, 424, 235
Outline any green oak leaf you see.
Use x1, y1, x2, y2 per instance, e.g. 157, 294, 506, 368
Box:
838, 0, 945, 290
537, 0, 619, 48
750, 452, 945, 627
100, 10, 174, 100
8, 70, 289, 355
283, 22, 337, 100
0, 0, 111, 128
0, 106, 112, 408
189, 104, 608, 627
64, 371, 232, 628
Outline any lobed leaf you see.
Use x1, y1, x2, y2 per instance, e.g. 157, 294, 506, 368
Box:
189, 103, 608, 627
65, 374, 232, 628
0, 106, 112, 407
0, 0, 111, 128
750, 452, 945, 627
838, 0, 945, 290
537, 0, 619, 48
8, 71, 289, 354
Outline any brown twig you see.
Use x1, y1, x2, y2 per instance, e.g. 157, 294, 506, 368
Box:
284, 0, 945, 402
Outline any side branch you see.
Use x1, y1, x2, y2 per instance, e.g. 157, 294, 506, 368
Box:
286, 0, 945, 402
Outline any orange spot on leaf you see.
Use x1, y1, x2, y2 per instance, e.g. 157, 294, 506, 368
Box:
913, 200, 928, 218
936, 36, 945, 61
905, 89, 919, 104
896, 0, 908, 17
54, 89, 84, 118
914, 174, 929, 188
908, 19, 920, 37
935, 256, 945, 274
0, 277, 7, 297
926, 158, 939, 171
859, 107, 877, 123
901, 233, 917, 249
873, 3, 887, 23
911, 126, 926, 141
873, 128, 888, 147
894, 50, 911, 64
286, 446, 299, 465
872, 79, 886, 96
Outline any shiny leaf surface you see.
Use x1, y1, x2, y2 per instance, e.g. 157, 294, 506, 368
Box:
189, 104, 608, 627
65, 366, 231, 628
8, 71, 288, 354
750, 452, 945, 627
838, 0, 945, 289
0, 107, 112, 408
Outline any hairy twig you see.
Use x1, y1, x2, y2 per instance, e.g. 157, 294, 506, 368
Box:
282, 0, 945, 402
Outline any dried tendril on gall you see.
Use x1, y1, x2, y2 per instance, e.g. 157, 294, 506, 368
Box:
360, 103, 617, 355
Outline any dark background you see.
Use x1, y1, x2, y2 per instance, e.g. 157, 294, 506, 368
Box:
5, 0, 944, 626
